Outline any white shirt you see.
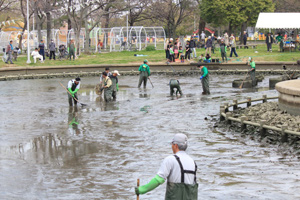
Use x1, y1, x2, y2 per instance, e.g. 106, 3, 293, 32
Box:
201, 33, 205, 39
68, 79, 80, 90
157, 151, 196, 184
31, 51, 41, 57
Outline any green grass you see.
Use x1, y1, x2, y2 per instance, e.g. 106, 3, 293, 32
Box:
1, 44, 299, 68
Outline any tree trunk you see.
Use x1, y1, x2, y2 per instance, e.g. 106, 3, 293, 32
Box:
84, 18, 90, 54
240, 22, 247, 44
67, 0, 72, 46
19, 20, 27, 50
46, 11, 51, 49
198, 17, 206, 33
75, 29, 81, 55
228, 21, 233, 36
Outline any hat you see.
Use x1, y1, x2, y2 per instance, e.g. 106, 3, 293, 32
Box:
144, 59, 148, 63
102, 71, 107, 76
170, 38, 173, 41
172, 134, 188, 145
75, 77, 81, 81
105, 67, 110, 71
248, 57, 252, 61
113, 70, 120, 75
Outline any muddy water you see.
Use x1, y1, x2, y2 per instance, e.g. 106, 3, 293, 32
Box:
0, 75, 299, 200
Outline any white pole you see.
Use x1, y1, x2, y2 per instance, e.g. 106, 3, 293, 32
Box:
26, 0, 31, 64
126, 13, 128, 50
33, 13, 34, 31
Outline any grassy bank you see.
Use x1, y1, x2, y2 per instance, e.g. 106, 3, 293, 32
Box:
1, 44, 299, 68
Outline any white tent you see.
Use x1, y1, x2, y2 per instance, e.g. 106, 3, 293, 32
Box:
256, 13, 300, 29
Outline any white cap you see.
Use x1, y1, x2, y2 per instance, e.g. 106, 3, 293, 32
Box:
113, 70, 120, 75
248, 57, 252, 61
171, 134, 188, 145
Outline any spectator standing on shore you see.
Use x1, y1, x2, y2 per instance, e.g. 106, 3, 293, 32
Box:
224, 32, 229, 46
49, 39, 56, 60
266, 32, 274, 52
230, 36, 238, 57
189, 36, 196, 59
166, 41, 172, 62
205, 36, 212, 56
69, 40, 76, 60
5, 40, 13, 64
243, 31, 248, 49
97, 39, 103, 53
211, 34, 216, 54
185, 41, 190, 61
39, 40, 45, 60
219, 40, 227, 63
201, 31, 206, 44
174, 42, 179, 59
276, 33, 283, 52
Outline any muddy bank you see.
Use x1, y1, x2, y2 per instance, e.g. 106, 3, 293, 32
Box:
216, 101, 300, 148
0, 69, 299, 81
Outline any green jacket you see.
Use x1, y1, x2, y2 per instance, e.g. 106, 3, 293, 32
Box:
139, 63, 150, 76
250, 61, 255, 69
219, 44, 227, 53
201, 66, 208, 77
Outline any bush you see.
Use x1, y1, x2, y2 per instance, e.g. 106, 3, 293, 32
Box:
146, 45, 156, 51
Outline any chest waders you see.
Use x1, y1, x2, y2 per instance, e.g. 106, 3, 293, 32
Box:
250, 69, 256, 87
138, 71, 149, 88
170, 80, 182, 96
201, 70, 210, 95
165, 155, 198, 200
68, 81, 78, 106
104, 78, 113, 102
110, 76, 118, 100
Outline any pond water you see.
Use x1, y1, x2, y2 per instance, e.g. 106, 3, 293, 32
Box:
1, 75, 299, 200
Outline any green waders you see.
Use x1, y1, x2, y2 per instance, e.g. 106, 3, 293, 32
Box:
138, 71, 148, 88
110, 76, 118, 100
68, 92, 78, 106
169, 79, 183, 96
104, 78, 113, 102
165, 155, 198, 200
201, 74, 210, 94
250, 70, 256, 87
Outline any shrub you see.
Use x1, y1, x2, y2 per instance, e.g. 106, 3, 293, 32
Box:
145, 45, 156, 51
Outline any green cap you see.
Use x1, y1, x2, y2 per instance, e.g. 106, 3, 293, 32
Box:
144, 59, 148, 63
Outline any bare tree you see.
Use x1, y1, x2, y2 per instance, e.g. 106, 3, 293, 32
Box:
149, 0, 192, 38
0, 0, 16, 12
126, 0, 151, 26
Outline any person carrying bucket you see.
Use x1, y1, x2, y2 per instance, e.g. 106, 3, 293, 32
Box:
198, 65, 210, 95
138, 59, 151, 88
135, 133, 198, 200
248, 57, 256, 87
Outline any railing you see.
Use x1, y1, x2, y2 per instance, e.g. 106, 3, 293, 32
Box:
219, 95, 300, 141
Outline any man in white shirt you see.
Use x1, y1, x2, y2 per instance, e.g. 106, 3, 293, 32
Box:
31, 48, 44, 63
135, 133, 198, 200
201, 31, 206, 44
67, 77, 81, 106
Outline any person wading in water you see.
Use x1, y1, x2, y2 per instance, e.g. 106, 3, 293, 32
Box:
138, 59, 151, 88
135, 133, 198, 200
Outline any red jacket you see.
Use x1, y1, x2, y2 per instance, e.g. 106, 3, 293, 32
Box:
6, 44, 11, 53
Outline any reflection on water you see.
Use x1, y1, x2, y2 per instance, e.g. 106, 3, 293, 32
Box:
0, 75, 299, 200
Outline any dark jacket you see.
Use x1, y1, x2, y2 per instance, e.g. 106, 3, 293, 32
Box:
243, 34, 247, 42
265, 35, 274, 44
39, 43, 45, 50
189, 39, 196, 48
206, 39, 212, 48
